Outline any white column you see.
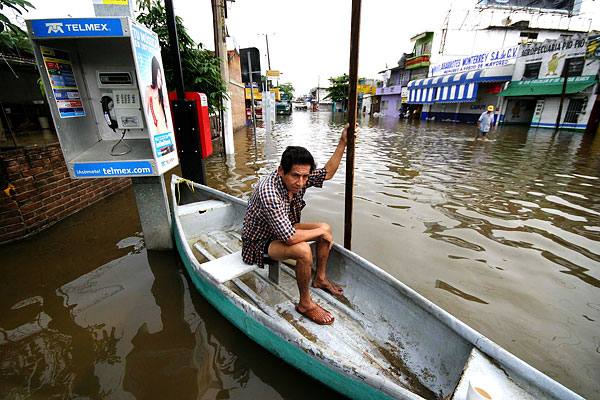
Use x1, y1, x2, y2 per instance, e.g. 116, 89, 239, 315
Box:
223, 96, 235, 154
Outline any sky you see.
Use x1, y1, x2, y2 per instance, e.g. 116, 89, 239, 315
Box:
18, 0, 600, 96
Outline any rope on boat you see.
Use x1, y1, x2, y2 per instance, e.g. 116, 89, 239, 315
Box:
175, 177, 196, 205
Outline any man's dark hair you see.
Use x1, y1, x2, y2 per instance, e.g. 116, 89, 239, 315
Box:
280, 146, 316, 174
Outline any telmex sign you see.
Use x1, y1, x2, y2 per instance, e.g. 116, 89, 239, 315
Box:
430, 46, 519, 77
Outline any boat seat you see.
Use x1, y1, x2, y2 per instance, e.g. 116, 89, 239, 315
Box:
178, 199, 230, 217
451, 347, 536, 400
200, 251, 280, 284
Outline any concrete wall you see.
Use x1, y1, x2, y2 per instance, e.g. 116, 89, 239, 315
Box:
227, 50, 247, 131
0, 143, 130, 243
380, 95, 402, 117
534, 94, 598, 129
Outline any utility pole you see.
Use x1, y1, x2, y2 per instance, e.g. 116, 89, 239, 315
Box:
211, 0, 235, 155
264, 34, 271, 70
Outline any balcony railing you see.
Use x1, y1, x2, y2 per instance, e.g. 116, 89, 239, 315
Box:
405, 54, 431, 70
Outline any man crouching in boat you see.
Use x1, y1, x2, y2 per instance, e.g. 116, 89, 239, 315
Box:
242, 126, 351, 325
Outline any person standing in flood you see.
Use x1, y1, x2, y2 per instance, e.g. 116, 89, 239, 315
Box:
477, 105, 495, 138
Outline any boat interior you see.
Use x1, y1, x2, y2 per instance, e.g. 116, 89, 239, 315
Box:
173, 180, 561, 400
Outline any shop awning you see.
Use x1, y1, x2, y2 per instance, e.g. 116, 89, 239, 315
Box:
500, 75, 598, 97
407, 66, 513, 104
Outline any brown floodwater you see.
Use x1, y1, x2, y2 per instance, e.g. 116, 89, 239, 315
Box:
1, 111, 599, 399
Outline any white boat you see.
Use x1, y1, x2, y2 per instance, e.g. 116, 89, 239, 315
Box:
170, 174, 583, 400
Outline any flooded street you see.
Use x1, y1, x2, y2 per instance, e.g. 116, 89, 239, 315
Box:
2, 111, 599, 399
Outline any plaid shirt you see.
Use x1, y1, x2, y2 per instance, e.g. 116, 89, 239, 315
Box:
242, 167, 327, 266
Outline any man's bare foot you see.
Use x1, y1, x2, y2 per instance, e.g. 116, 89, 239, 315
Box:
312, 278, 344, 296
296, 303, 334, 325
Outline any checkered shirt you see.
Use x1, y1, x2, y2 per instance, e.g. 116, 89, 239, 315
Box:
242, 167, 327, 266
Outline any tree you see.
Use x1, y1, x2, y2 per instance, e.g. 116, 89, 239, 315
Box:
0, 0, 34, 54
325, 74, 349, 111
279, 82, 294, 100
136, 0, 227, 113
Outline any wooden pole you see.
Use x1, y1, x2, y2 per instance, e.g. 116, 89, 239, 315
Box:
343, 0, 362, 250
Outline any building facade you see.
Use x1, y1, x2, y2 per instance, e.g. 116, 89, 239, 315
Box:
500, 34, 600, 131
376, 32, 433, 118
405, 1, 594, 125
408, 48, 517, 123
227, 50, 247, 131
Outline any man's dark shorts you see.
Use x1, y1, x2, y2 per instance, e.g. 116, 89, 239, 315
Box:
262, 239, 275, 265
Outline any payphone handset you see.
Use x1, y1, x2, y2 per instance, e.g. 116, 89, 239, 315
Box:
96, 70, 144, 131
101, 95, 118, 131
96, 70, 144, 156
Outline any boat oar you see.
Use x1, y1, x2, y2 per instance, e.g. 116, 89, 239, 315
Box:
344, 0, 362, 250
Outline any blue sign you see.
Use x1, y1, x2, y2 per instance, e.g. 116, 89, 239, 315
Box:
31, 18, 123, 38
73, 161, 154, 178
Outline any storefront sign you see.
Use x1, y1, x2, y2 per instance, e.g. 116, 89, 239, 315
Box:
520, 36, 587, 57
513, 76, 592, 86
431, 45, 519, 77
401, 87, 408, 103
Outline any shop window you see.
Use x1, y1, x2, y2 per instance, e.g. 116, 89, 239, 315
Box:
563, 57, 585, 77
564, 99, 585, 123
523, 62, 541, 80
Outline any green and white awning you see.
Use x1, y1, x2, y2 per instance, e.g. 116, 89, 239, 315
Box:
500, 75, 598, 97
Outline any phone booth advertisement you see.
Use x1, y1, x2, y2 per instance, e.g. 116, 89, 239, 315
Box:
130, 24, 178, 173
26, 17, 179, 178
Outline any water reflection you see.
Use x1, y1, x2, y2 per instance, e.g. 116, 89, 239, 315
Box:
0, 189, 342, 399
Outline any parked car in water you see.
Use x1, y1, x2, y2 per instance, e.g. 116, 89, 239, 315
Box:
276, 93, 293, 116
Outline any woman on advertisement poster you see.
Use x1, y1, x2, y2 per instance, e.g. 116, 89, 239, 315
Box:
145, 56, 169, 134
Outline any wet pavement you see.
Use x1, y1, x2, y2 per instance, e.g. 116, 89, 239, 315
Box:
1, 111, 599, 399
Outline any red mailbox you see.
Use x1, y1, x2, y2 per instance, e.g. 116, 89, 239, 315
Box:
168, 91, 213, 159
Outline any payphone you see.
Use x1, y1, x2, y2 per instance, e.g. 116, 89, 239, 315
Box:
26, 17, 179, 178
